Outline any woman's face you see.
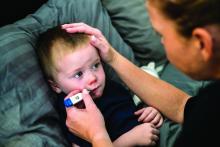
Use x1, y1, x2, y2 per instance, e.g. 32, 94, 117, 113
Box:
147, 2, 206, 79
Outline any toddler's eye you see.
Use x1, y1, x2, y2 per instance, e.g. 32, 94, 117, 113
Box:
92, 62, 100, 70
74, 71, 83, 79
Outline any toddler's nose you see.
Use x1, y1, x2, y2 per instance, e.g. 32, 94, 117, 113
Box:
88, 73, 97, 85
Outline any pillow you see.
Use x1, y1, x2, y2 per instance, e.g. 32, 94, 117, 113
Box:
0, 0, 138, 146
0, 26, 69, 146
101, 0, 167, 66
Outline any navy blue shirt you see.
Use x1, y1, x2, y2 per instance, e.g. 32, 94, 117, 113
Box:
57, 80, 140, 146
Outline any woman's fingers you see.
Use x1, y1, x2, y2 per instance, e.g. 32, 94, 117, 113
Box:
62, 23, 102, 38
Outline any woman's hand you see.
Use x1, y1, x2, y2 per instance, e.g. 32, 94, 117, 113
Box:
62, 23, 116, 64
65, 89, 109, 143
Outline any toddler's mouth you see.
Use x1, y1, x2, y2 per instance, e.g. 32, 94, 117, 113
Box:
87, 87, 98, 98
86, 89, 92, 93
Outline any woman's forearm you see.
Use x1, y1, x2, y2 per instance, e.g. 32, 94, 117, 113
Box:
110, 51, 190, 123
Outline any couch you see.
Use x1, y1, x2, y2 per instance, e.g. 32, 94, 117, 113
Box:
0, 0, 205, 146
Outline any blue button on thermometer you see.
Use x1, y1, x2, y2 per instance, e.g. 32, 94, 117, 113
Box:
64, 93, 83, 107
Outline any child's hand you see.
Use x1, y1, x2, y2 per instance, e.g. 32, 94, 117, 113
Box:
131, 123, 159, 146
135, 107, 163, 128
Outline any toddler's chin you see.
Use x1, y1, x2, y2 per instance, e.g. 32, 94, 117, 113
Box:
91, 94, 102, 99
91, 91, 103, 99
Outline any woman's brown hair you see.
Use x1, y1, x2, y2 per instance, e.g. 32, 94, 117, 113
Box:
148, 0, 220, 38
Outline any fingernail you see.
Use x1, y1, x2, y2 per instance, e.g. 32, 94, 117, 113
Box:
91, 35, 96, 42
82, 89, 89, 94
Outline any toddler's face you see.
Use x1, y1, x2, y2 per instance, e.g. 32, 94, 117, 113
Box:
52, 43, 106, 99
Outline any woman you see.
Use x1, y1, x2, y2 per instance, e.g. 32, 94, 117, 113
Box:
63, 0, 220, 146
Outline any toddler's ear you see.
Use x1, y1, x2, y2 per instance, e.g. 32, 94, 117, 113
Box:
48, 80, 62, 93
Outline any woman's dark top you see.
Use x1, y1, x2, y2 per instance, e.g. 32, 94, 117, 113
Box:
174, 81, 220, 147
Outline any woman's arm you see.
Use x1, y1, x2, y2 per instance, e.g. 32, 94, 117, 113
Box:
109, 51, 190, 123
